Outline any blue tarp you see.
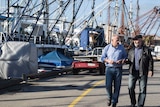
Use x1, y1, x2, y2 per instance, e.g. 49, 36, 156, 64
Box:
38, 51, 73, 67
0, 15, 13, 21
80, 27, 91, 50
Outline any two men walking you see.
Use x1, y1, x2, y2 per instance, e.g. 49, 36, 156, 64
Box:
101, 34, 154, 107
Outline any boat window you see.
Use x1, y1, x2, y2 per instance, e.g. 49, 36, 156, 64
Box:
93, 50, 97, 55
98, 49, 102, 55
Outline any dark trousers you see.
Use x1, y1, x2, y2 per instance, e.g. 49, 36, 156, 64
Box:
128, 72, 148, 107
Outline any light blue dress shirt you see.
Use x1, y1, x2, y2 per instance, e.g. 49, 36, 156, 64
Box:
101, 44, 127, 67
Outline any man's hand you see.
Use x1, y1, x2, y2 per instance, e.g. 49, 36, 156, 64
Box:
105, 59, 114, 64
148, 71, 153, 77
116, 60, 122, 64
105, 59, 125, 64
116, 59, 125, 64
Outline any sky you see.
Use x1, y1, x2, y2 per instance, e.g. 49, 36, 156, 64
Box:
138, 0, 160, 13
98, 0, 160, 24
0, 0, 159, 22
63, 0, 160, 27
0, 0, 160, 36
131, 0, 160, 21
0, 0, 159, 18
123, 0, 160, 36
82, 0, 160, 36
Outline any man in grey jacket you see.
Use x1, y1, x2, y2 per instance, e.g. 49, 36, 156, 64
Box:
127, 35, 154, 107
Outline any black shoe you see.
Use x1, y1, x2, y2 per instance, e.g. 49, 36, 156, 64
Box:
112, 103, 116, 107
131, 105, 135, 107
107, 99, 111, 106
138, 105, 143, 107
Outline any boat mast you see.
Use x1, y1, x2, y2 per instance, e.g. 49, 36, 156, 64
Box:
129, 0, 133, 37
44, 0, 49, 36
119, 0, 125, 35
91, 0, 95, 27
48, 0, 71, 36
67, 0, 83, 36
135, 0, 140, 35
71, 0, 75, 33
7, 0, 9, 38
129, 0, 133, 21
107, 0, 112, 44
59, 0, 64, 33
107, 0, 111, 26
113, 0, 119, 34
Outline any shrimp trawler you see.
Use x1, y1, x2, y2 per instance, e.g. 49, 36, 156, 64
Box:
0, 0, 159, 79
0, 0, 159, 52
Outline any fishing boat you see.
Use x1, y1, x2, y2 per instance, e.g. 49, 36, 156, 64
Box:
0, 0, 159, 53
0, 0, 159, 79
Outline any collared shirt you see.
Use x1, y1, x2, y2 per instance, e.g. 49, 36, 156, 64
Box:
101, 44, 127, 67
135, 47, 142, 70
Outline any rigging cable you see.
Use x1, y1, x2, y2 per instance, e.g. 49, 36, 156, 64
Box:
154, 21, 160, 36
48, 0, 71, 36
27, 0, 45, 41
1, 0, 19, 14
9, 0, 32, 41
66, 0, 84, 36
72, 0, 109, 26
146, 15, 159, 35
137, 9, 156, 32
143, 8, 158, 35
122, 0, 135, 36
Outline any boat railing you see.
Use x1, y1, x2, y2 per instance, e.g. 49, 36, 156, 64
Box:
0, 32, 7, 44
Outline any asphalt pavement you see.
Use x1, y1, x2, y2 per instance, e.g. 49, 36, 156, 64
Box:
0, 61, 159, 107
117, 60, 160, 107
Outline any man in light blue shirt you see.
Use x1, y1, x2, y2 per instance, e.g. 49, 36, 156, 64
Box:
101, 34, 127, 107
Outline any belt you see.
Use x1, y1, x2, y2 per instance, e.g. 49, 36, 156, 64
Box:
107, 66, 122, 68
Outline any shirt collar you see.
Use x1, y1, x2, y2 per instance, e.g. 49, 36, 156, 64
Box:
111, 44, 119, 48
